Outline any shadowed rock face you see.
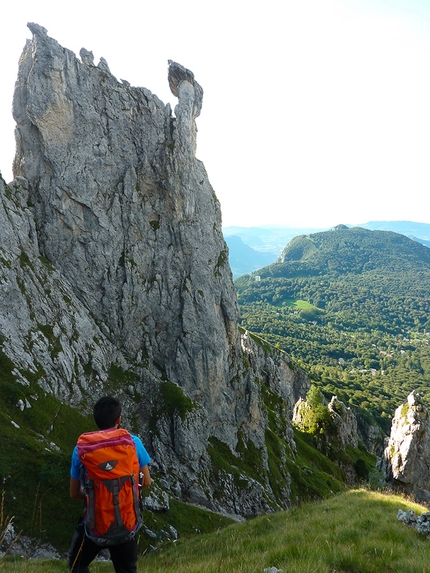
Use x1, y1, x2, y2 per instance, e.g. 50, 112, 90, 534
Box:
1, 22, 311, 517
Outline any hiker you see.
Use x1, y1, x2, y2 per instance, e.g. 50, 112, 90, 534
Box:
68, 396, 151, 573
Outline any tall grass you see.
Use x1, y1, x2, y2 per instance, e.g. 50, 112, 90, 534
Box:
142, 488, 430, 573
1, 488, 429, 572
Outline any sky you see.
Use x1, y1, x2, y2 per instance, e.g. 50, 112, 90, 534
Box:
1, 0, 430, 229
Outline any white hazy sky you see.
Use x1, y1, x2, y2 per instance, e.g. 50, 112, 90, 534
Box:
1, 0, 430, 228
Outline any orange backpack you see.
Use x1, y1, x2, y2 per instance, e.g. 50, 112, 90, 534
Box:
77, 427, 143, 546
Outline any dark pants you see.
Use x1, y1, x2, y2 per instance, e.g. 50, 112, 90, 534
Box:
68, 521, 138, 573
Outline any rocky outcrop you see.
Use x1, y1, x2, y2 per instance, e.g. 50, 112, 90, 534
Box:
293, 393, 359, 449
0, 521, 61, 560
327, 396, 359, 448
356, 414, 386, 457
0, 23, 311, 518
381, 391, 430, 505
293, 392, 366, 483
397, 508, 430, 536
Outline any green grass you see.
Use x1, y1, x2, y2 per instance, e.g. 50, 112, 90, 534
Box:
140, 496, 234, 542
283, 298, 317, 309
2, 489, 429, 572
142, 488, 430, 573
0, 347, 95, 550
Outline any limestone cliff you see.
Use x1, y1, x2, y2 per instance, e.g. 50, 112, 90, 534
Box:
0, 23, 311, 518
381, 391, 430, 505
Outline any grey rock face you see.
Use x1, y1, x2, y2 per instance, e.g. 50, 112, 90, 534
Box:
1, 22, 312, 517
292, 394, 359, 449
0, 176, 126, 403
381, 391, 430, 504
13, 23, 238, 405
292, 392, 363, 483
327, 396, 358, 449
397, 509, 430, 536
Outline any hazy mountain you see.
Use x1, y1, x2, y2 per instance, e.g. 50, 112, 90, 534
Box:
223, 225, 329, 278
224, 235, 277, 279
223, 225, 328, 256
275, 224, 430, 274
360, 220, 430, 240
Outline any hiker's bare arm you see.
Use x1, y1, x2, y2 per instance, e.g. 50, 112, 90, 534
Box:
70, 477, 85, 500
140, 465, 151, 489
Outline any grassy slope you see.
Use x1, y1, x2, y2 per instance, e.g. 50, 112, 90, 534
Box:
0, 347, 95, 550
142, 488, 429, 573
2, 489, 429, 572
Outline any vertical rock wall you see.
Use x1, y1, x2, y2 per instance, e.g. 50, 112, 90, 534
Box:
13, 23, 239, 416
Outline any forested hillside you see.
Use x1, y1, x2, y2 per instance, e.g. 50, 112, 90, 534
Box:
235, 226, 430, 432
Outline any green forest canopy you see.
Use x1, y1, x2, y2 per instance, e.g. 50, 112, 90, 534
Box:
235, 226, 430, 431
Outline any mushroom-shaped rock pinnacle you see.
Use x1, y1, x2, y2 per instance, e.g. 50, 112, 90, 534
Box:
168, 60, 203, 117
27, 22, 48, 37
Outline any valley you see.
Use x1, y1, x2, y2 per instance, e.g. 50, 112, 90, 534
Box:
235, 225, 430, 432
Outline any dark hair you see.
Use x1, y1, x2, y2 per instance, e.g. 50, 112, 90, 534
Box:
93, 396, 122, 430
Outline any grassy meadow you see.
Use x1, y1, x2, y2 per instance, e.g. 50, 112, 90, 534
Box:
1, 488, 430, 573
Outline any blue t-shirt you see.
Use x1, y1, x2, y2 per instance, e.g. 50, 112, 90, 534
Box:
70, 433, 151, 480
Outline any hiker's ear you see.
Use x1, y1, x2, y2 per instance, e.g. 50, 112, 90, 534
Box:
116, 416, 121, 428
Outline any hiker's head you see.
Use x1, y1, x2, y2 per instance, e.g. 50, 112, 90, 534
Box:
93, 396, 122, 429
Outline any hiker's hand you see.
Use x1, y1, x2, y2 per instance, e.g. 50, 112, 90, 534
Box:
139, 466, 151, 489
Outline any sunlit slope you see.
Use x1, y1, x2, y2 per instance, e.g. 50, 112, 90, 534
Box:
142, 489, 430, 573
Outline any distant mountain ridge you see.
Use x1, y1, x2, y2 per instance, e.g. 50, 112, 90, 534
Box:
360, 220, 430, 240
277, 225, 430, 275
224, 235, 275, 279
224, 221, 430, 278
